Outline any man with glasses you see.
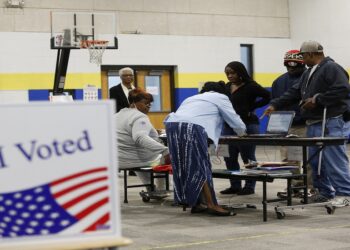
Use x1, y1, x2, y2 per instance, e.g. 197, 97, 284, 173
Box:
109, 67, 135, 113
265, 41, 350, 204
271, 50, 307, 198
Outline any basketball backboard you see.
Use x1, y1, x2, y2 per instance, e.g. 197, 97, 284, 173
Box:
50, 11, 117, 49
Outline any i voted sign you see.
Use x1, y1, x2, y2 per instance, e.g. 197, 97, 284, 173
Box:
0, 101, 127, 250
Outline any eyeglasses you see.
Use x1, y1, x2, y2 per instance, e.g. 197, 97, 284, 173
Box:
121, 74, 134, 77
284, 61, 300, 67
139, 100, 152, 107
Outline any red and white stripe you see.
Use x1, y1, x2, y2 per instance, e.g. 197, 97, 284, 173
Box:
50, 167, 110, 233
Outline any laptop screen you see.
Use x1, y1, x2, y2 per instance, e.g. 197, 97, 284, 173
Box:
266, 111, 295, 134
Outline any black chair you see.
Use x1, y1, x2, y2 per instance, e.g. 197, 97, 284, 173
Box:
119, 166, 170, 203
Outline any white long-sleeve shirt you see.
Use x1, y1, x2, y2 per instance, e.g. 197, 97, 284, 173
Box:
164, 92, 246, 147
115, 108, 168, 168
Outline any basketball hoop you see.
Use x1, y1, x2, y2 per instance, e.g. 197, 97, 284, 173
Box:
80, 40, 109, 65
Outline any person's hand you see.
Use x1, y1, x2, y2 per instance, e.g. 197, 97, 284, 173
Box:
300, 98, 317, 110
238, 132, 247, 138
163, 154, 171, 165
260, 105, 275, 119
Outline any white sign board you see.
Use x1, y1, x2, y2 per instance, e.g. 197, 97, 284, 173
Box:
83, 85, 99, 101
0, 101, 130, 250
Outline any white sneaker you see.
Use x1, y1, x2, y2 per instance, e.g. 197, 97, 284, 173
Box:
331, 196, 350, 207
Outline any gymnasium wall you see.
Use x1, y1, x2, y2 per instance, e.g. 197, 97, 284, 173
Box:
0, 0, 290, 105
0, 0, 349, 110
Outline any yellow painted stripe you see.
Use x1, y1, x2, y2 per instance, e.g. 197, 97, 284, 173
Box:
254, 73, 283, 87
0, 73, 101, 90
1, 69, 349, 90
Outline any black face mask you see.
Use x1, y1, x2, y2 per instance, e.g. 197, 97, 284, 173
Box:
286, 65, 305, 76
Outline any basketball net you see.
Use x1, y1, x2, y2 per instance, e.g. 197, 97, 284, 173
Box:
80, 40, 109, 65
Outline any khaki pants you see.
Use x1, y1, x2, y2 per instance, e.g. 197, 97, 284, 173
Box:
280, 125, 313, 188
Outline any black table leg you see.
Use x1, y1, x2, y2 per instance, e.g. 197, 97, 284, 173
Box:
287, 178, 292, 206
302, 146, 308, 204
262, 180, 267, 222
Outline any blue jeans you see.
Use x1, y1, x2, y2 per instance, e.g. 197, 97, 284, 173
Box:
307, 117, 350, 198
223, 123, 260, 190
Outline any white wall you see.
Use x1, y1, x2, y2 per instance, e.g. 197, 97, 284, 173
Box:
0, 90, 28, 103
0, 32, 290, 75
289, 0, 350, 68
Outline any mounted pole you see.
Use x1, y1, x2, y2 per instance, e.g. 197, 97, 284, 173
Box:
317, 106, 327, 176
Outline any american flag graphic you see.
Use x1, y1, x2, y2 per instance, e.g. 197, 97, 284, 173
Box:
0, 166, 111, 238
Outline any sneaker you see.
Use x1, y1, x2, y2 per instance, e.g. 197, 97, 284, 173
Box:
307, 194, 330, 203
296, 189, 316, 198
331, 196, 350, 207
220, 187, 242, 195
277, 190, 303, 199
237, 187, 255, 196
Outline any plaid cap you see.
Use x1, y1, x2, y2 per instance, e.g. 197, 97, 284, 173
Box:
284, 50, 304, 64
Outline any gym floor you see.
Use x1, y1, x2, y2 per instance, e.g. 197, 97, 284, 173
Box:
120, 145, 350, 250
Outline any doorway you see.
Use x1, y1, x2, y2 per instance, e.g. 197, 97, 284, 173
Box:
101, 65, 175, 129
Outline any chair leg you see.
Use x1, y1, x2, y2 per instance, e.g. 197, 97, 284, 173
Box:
165, 172, 170, 190
150, 171, 155, 191
123, 169, 128, 203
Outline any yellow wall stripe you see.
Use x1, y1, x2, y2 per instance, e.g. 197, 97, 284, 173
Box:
1, 70, 349, 90
0, 73, 101, 90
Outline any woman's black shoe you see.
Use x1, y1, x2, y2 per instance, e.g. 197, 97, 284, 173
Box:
220, 187, 242, 195
190, 205, 207, 214
237, 187, 255, 195
207, 208, 236, 216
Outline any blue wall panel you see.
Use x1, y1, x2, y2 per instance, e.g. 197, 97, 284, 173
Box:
29, 87, 269, 133
28, 90, 49, 101
28, 89, 102, 101
174, 88, 198, 109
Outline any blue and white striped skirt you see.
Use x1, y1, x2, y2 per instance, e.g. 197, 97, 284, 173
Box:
165, 122, 217, 207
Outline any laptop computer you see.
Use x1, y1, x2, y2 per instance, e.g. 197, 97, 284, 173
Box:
243, 111, 295, 138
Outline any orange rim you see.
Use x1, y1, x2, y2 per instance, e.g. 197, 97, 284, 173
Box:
80, 40, 109, 48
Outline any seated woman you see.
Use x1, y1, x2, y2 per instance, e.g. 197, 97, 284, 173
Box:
115, 88, 170, 194
164, 81, 246, 216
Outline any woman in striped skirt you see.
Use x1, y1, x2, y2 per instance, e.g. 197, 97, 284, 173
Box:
164, 81, 246, 216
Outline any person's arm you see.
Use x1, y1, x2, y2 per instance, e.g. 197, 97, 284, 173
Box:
251, 82, 271, 110
316, 64, 350, 106
217, 95, 246, 136
131, 117, 169, 155
270, 81, 302, 110
271, 80, 277, 99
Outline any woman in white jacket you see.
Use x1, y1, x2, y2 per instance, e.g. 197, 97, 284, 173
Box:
115, 88, 170, 191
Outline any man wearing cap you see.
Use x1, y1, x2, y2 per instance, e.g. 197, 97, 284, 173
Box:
272, 50, 306, 131
264, 40, 350, 204
271, 50, 308, 198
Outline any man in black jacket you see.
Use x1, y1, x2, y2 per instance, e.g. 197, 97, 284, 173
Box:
109, 67, 135, 113
264, 41, 350, 205
271, 50, 308, 198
